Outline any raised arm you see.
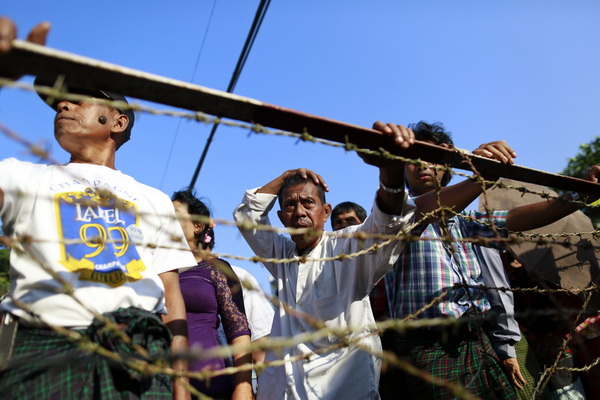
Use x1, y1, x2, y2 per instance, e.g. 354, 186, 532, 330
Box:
0, 17, 50, 212
415, 140, 517, 219
505, 164, 600, 232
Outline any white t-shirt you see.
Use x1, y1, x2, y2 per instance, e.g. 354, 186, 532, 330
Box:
0, 158, 196, 328
231, 266, 275, 341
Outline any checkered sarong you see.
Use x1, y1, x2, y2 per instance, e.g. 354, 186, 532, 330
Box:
384, 319, 516, 400
514, 334, 544, 400
0, 307, 173, 399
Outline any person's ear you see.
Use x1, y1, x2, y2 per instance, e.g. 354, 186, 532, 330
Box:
277, 210, 285, 226
110, 113, 129, 145
323, 203, 332, 222
111, 113, 128, 134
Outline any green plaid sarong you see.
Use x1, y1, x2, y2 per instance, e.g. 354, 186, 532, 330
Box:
0, 307, 173, 399
383, 319, 517, 400
514, 334, 544, 400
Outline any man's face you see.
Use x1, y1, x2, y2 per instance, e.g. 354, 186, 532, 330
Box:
332, 210, 362, 231
54, 99, 121, 151
405, 140, 449, 195
277, 182, 331, 252
404, 160, 445, 196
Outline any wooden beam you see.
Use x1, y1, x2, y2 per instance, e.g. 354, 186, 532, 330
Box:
1, 40, 599, 195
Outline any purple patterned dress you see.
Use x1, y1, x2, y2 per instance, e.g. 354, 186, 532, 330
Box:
179, 259, 250, 398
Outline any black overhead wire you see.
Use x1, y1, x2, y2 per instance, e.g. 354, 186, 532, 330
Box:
159, 0, 218, 190
188, 0, 272, 190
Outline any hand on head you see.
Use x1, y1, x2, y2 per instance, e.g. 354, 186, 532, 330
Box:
282, 168, 329, 192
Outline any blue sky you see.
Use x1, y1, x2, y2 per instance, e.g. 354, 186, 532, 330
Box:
2, 1, 600, 292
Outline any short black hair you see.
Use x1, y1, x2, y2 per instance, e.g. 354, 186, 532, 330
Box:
409, 121, 454, 187
331, 202, 367, 229
277, 173, 326, 206
171, 189, 214, 250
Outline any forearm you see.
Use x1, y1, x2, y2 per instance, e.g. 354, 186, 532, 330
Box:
476, 246, 520, 355
506, 197, 580, 232
377, 166, 406, 215
159, 271, 190, 400
252, 336, 268, 364
233, 191, 288, 277
231, 335, 254, 399
506, 164, 600, 231
493, 341, 517, 360
169, 332, 190, 400
256, 175, 286, 195
414, 177, 484, 220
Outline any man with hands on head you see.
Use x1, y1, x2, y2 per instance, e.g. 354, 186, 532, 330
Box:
0, 17, 193, 400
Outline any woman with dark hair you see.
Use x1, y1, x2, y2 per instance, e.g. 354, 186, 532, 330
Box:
172, 190, 253, 400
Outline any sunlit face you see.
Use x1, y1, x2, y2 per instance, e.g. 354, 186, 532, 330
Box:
53, 99, 122, 151
277, 182, 331, 252
173, 200, 202, 249
404, 161, 445, 195
332, 210, 362, 231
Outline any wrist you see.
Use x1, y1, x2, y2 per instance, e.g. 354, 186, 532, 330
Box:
379, 178, 404, 194
474, 172, 499, 187
563, 191, 593, 206
571, 191, 583, 202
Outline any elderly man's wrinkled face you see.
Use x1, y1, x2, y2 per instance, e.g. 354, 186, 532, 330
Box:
277, 182, 331, 253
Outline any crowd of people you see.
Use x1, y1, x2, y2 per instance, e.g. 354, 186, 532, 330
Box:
1, 15, 600, 400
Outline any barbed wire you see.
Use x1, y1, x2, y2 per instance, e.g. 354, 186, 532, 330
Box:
4, 77, 598, 201
1, 79, 600, 399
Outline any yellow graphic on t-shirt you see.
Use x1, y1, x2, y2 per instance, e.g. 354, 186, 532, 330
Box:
55, 188, 146, 287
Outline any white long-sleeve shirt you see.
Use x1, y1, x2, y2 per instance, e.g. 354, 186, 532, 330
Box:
233, 188, 415, 400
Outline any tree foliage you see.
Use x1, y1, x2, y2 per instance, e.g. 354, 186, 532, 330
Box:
0, 248, 9, 296
561, 136, 600, 228
561, 136, 600, 178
